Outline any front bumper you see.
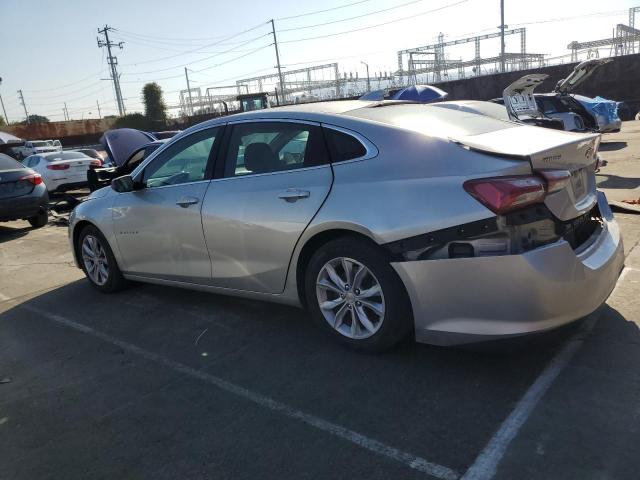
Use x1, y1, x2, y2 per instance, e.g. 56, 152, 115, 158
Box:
392, 191, 624, 346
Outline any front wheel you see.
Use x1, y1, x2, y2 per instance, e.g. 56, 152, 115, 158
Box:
304, 237, 412, 352
77, 225, 127, 293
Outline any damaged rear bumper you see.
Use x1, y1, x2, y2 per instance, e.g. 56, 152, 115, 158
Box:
392, 191, 624, 346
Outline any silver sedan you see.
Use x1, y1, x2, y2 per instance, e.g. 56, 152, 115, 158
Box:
69, 100, 624, 351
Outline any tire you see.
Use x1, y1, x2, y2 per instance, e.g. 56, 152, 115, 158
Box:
27, 209, 48, 228
304, 236, 412, 352
77, 225, 127, 293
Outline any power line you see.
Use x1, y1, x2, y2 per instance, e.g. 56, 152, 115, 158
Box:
119, 43, 273, 83
117, 22, 269, 67
280, 0, 469, 44
275, 0, 374, 21
111, 34, 262, 55
21, 70, 104, 94
510, 9, 627, 27
122, 33, 271, 75
26, 80, 105, 100
279, 0, 428, 33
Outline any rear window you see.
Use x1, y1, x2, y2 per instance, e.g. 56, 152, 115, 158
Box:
44, 152, 87, 161
346, 103, 518, 138
0, 153, 22, 170
324, 128, 367, 162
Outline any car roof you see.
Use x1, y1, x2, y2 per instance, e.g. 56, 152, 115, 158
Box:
183, 99, 516, 140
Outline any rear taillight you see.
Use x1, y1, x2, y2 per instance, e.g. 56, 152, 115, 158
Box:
463, 176, 546, 214
19, 173, 43, 185
47, 163, 70, 170
90, 159, 103, 167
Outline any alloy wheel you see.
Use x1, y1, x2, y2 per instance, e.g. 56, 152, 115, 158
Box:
316, 257, 385, 339
81, 234, 109, 286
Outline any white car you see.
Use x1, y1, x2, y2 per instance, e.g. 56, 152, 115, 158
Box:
22, 151, 98, 192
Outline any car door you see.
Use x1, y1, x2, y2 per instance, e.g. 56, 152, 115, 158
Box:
112, 126, 221, 281
201, 120, 333, 293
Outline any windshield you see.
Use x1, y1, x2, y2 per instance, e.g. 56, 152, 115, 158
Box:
31, 141, 48, 147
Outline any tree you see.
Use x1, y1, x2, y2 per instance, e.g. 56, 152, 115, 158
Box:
0, 115, 6, 127
25, 114, 50, 124
142, 82, 167, 127
113, 113, 150, 130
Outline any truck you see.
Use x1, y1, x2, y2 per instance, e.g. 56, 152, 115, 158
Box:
13, 140, 61, 159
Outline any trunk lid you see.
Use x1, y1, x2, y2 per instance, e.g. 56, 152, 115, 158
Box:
452, 125, 600, 221
0, 168, 35, 199
502, 73, 548, 120
554, 58, 612, 94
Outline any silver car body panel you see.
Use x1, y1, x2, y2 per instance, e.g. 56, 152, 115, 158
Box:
69, 101, 623, 345
394, 192, 623, 345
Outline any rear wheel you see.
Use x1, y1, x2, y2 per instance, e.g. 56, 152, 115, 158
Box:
77, 225, 127, 293
27, 209, 48, 228
304, 237, 412, 352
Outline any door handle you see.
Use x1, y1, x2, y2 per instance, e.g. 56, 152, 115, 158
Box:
278, 189, 310, 202
176, 196, 200, 208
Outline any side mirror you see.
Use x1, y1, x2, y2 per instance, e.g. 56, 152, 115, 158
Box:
111, 175, 136, 193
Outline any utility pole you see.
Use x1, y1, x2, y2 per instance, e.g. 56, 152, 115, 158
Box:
0, 77, 9, 124
184, 67, 194, 116
63, 102, 69, 121
17, 89, 29, 123
361, 61, 371, 92
0, 93, 8, 124
97, 25, 125, 116
499, 0, 506, 73
270, 19, 286, 104
96, 100, 102, 119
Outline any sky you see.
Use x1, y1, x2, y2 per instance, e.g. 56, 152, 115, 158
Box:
1, 0, 638, 121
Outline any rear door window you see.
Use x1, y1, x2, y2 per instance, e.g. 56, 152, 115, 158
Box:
323, 128, 367, 162
223, 122, 328, 177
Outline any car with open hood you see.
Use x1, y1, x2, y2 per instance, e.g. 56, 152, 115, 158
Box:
69, 100, 623, 352
499, 58, 617, 133
87, 128, 169, 191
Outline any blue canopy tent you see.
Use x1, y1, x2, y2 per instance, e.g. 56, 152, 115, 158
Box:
391, 85, 448, 102
359, 85, 448, 103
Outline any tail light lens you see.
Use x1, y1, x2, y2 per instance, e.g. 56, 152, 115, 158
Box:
463, 176, 546, 214
539, 169, 571, 193
47, 163, 70, 170
19, 173, 43, 185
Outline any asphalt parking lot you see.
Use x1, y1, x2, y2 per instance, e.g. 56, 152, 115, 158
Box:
1, 125, 640, 479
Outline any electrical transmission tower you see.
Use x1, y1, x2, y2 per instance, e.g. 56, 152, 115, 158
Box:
97, 25, 125, 116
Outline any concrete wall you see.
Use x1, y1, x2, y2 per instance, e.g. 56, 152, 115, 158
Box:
436, 53, 640, 114
4, 118, 116, 146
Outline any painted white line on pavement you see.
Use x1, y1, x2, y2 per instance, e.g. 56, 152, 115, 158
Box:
20, 304, 458, 480
461, 314, 598, 480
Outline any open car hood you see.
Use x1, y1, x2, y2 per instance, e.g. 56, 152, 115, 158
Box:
554, 58, 612, 94
100, 128, 156, 167
502, 73, 548, 120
